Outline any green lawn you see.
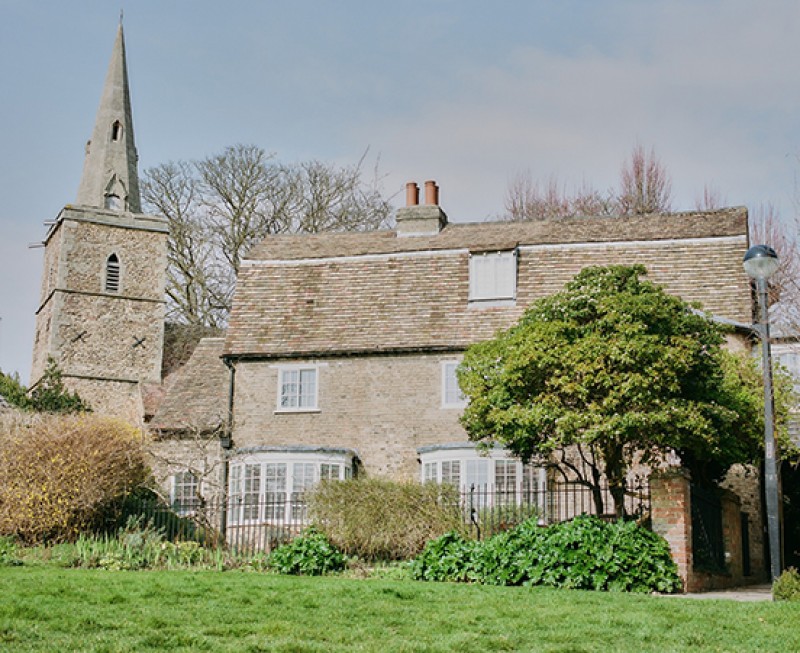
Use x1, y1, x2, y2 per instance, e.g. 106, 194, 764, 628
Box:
0, 567, 797, 652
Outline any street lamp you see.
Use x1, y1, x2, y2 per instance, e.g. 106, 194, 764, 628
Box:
743, 244, 782, 582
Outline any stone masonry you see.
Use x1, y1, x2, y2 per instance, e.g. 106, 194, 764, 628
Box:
231, 352, 468, 480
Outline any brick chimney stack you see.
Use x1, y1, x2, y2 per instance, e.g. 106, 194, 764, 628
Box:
396, 179, 447, 237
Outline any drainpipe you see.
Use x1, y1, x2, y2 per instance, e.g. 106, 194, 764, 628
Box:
220, 356, 236, 539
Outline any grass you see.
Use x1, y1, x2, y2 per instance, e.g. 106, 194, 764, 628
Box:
0, 567, 799, 652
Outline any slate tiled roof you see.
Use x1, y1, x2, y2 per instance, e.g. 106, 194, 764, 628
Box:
225, 208, 751, 359
151, 337, 228, 432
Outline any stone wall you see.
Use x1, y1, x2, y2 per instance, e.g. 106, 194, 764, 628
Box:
30, 207, 168, 418
66, 377, 144, 424
147, 436, 226, 503
55, 216, 167, 301
231, 352, 469, 480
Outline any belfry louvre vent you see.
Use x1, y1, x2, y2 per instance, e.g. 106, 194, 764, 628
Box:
105, 254, 120, 293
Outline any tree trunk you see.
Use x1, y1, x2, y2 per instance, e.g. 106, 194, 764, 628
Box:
590, 463, 605, 516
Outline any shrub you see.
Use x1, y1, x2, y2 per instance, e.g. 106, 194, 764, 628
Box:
0, 359, 90, 414
474, 502, 540, 537
0, 536, 22, 567
308, 478, 467, 561
773, 567, 800, 601
411, 515, 681, 593
408, 531, 480, 583
28, 357, 91, 414
0, 413, 149, 544
0, 371, 30, 410
268, 528, 346, 575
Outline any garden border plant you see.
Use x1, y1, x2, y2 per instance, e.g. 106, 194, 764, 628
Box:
308, 477, 467, 561
411, 514, 681, 593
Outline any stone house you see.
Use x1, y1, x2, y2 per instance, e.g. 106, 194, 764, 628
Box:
169, 176, 746, 511
147, 183, 763, 586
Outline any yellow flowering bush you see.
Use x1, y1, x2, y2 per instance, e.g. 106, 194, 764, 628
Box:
0, 413, 149, 543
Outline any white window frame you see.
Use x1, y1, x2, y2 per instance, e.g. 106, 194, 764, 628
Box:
468, 250, 517, 305
276, 365, 319, 412
228, 450, 354, 525
441, 360, 467, 409
418, 444, 547, 509
171, 470, 201, 515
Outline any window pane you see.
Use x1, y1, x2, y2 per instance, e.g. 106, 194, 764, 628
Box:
299, 369, 316, 408
293, 463, 316, 491
465, 459, 489, 489
264, 463, 286, 491
443, 362, 466, 407
263, 463, 286, 521
320, 463, 341, 480
172, 471, 200, 515
243, 464, 262, 521
423, 462, 438, 483
279, 368, 317, 409
280, 370, 299, 408
522, 464, 544, 500
229, 465, 242, 495
442, 460, 461, 486
228, 465, 242, 524
495, 460, 518, 505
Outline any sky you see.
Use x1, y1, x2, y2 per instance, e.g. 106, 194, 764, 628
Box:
1, 0, 799, 381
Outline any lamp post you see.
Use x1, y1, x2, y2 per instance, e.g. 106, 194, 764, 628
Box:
743, 244, 782, 582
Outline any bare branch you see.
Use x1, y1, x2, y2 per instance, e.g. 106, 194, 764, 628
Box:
618, 144, 672, 215
142, 145, 392, 329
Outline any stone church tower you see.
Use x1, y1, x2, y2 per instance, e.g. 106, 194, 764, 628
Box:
31, 24, 168, 421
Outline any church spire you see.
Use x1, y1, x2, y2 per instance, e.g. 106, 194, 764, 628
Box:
75, 23, 142, 213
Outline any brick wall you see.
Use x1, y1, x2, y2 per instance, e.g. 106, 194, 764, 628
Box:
651, 468, 761, 592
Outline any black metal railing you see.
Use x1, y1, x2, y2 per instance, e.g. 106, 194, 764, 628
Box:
102, 480, 651, 555
465, 478, 650, 540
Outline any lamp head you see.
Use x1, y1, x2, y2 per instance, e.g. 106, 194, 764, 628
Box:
743, 244, 780, 281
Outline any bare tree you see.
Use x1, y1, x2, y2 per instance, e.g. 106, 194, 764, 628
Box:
142, 145, 393, 328
750, 203, 800, 317
694, 184, 725, 211
503, 173, 614, 221
143, 161, 230, 329
617, 144, 673, 215
504, 144, 672, 221
279, 155, 393, 234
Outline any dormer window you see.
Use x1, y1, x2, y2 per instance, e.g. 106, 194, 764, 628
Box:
469, 250, 517, 306
105, 254, 120, 294
111, 120, 123, 142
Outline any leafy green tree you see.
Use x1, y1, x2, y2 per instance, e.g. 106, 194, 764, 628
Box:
0, 371, 30, 410
28, 357, 91, 414
458, 265, 788, 518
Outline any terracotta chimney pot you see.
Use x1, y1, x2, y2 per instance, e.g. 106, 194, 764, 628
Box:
424, 180, 439, 205
405, 182, 420, 206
